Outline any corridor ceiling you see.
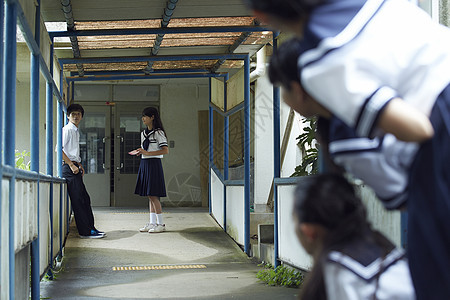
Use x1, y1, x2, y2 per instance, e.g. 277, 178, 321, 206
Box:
40, 0, 273, 80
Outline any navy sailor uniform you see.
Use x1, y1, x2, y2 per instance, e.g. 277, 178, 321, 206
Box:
134, 128, 167, 197
297, 0, 450, 298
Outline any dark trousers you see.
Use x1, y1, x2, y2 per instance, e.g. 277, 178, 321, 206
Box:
408, 90, 450, 299
63, 163, 95, 236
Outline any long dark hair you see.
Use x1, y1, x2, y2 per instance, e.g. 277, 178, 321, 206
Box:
294, 174, 395, 300
142, 107, 167, 137
244, 0, 324, 20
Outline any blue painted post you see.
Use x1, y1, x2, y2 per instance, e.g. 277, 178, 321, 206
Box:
272, 32, 281, 268
208, 78, 213, 215
0, 1, 4, 291
67, 83, 72, 233
244, 55, 250, 255
223, 74, 229, 232
46, 81, 54, 276
30, 1, 41, 298
3, 1, 18, 298
58, 66, 64, 256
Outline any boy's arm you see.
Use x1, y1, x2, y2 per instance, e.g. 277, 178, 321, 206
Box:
378, 98, 434, 142
62, 150, 79, 174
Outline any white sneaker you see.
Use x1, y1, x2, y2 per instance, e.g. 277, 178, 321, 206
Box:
139, 223, 156, 232
149, 224, 166, 233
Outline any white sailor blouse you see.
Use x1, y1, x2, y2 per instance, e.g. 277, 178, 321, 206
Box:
323, 117, 418, 209
298, 0, 450, 138
324, 247, 415, 300
141, 128, 168, 159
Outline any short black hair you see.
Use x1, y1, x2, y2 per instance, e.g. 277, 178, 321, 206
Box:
268, 38, 304, 89
67, 104, 84, 117
244, 0, 323, 20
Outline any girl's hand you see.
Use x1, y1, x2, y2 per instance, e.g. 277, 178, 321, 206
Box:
136, 148, 147, 156
128, 149, 140, 155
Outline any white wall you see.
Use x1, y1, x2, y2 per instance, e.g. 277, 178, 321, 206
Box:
159, 82, 209, 206
211, 169, 224, 227
280, 101, 303, 178
278, 184, 313, 270
226, 185, 245, 245
254, 74, 303, 206
254, 74, 274, 205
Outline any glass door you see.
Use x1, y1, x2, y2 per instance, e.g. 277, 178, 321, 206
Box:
78, 105, 111, 206
113, 103, 151, 207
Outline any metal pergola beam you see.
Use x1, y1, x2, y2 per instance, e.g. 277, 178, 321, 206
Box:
49, 25, 272, 38
66, 73, 227, 82
59, 53, 249, 65
76, 68, 210, 77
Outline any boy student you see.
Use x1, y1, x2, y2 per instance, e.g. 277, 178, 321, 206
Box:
62, 104, 105, 239
268, 37, 449, 299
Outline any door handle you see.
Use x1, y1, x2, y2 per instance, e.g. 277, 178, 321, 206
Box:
116, 162, 123, 170
102, 163, 110, 170
116, 135, 123, 142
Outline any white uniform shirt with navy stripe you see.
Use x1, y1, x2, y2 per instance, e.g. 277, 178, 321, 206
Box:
298, 0, 450, 137
323, 117, 418, 209
324, 248, 415, 299
141, 129, 168, 159
62, 122, 81, 163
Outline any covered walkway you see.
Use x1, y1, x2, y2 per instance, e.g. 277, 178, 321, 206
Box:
41, 208, 298, 299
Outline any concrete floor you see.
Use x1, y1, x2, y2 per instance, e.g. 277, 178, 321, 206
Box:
40, 207, 299, 300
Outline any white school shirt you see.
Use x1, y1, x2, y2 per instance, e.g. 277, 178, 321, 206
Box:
62, 122, 81, 163
141, 129, 168, 159
324, 248, 415, 300
323, 117, 418, 209
298, 0, 450, 137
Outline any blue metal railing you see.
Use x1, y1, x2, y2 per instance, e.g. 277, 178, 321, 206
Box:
3, 2, 18, 297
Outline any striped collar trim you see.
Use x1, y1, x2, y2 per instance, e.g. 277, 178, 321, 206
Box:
299, 0, 386, 67
328, 248, 405, 281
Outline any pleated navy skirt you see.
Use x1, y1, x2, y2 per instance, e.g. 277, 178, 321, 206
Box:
134, 158, 167, 197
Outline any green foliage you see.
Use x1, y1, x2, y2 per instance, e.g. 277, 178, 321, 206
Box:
15, 150, 31, 170
257, 263, 304, 288
292, 117, 318, 177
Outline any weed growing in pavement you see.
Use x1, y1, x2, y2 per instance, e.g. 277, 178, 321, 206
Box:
256, 263, 304, 288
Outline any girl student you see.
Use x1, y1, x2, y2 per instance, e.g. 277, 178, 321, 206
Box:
293, 173, 415, 300
246, 0, 450, 298
268, 38, 419, 210
132, 107, 169, 233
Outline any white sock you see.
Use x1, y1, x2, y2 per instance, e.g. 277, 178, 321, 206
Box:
156, 214, 164, 225
150, 213, 157, 225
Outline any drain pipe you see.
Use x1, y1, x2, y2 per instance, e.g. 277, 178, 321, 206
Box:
61, 0, 84, 76
144, 0, 178, 74
250, 46, 266, 82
